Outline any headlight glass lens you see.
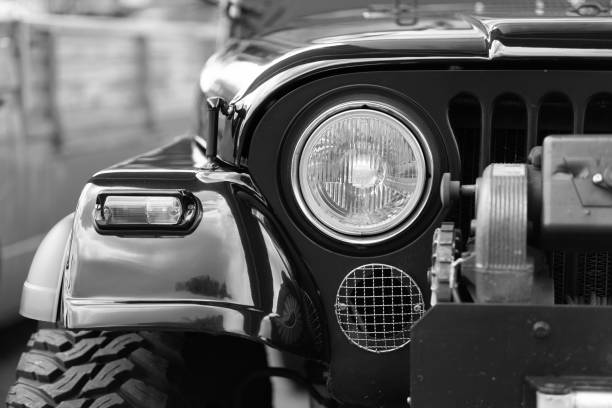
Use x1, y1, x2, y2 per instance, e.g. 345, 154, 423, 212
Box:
296, 108, 426, 236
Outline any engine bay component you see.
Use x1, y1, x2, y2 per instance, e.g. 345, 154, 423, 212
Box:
472, 163, 534, 303
542, 136, 612, 250
435, 135, 612, 307
429, 222, 461, 305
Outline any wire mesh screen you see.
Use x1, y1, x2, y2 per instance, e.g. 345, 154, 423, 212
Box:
335, 264, 424, 353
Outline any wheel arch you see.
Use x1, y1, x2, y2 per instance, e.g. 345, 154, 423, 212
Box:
19, 139, 327, 362
20, 213, 73, 322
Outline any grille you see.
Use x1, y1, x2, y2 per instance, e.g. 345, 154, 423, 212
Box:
552, 251, 612, 304
447, 87, 612, 305
335, 264, 424, 353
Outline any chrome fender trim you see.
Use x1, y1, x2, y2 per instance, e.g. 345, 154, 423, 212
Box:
62, 298, 263, 336
20, 213, 74, 322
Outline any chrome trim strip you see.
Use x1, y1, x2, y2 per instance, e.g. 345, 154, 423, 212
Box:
289, 101, 433, 245
94, 169, 199, 175
489, 40, 612, 59
62, 298, 255, 337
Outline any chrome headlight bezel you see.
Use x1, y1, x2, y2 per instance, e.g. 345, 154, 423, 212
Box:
290, 100, 433, 245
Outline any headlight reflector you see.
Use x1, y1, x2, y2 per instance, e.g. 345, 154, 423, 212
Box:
294, 107, 427, 237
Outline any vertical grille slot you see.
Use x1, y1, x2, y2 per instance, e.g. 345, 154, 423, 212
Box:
448, 93, 481, 234
584, 93, 612, 133
491, 94, 528, 163
448, 93, 481, 184
537, 93, 573, 144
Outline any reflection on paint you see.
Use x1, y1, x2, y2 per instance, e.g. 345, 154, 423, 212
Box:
176, 275, 230, 299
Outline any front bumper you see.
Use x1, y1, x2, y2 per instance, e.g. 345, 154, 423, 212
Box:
411, 304, 612, 407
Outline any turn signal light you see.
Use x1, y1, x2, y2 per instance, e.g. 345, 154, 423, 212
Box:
95, 192, 198, 233
103, 196, 182, 225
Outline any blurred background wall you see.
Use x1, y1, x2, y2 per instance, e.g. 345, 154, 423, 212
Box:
0, 0, 217, 327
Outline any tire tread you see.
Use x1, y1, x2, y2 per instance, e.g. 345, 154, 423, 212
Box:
6, 330, 182, 408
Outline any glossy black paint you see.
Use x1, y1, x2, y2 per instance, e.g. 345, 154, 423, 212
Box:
245, 67, 612, 405
198, 11, 612, 407
200, 12, 612, 167
64, 138, 326, 360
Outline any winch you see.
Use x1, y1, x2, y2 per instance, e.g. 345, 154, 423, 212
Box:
431, 135, 612, 307
421, 135, 612, 408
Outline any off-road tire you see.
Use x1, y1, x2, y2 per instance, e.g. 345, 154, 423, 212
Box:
6, 329, 188, 408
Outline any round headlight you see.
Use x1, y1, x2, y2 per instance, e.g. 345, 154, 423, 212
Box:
292, 102, 428, 241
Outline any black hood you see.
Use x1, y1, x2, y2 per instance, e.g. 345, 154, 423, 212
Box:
201, 10, 612, 101
199, 8, 612, 167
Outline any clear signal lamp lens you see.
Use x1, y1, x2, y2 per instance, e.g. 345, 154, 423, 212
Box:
296, 108, 426, 236
102, 196, 183, 225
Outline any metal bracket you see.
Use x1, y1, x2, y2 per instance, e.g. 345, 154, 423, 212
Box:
205, 96, 231, 160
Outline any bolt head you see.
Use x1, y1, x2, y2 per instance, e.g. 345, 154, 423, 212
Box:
593, 172, 604, 185
533, 321, 551, 339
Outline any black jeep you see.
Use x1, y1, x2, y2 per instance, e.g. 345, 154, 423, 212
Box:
7, 1, 612, 407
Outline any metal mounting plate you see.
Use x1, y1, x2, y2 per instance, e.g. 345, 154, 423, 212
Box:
411, 304, 612, 408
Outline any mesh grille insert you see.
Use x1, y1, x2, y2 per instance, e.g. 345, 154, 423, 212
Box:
335, 264, 424, 353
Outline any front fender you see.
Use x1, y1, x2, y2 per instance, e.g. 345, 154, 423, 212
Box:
20, 213, 74, 322
56, 139, 325, 359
